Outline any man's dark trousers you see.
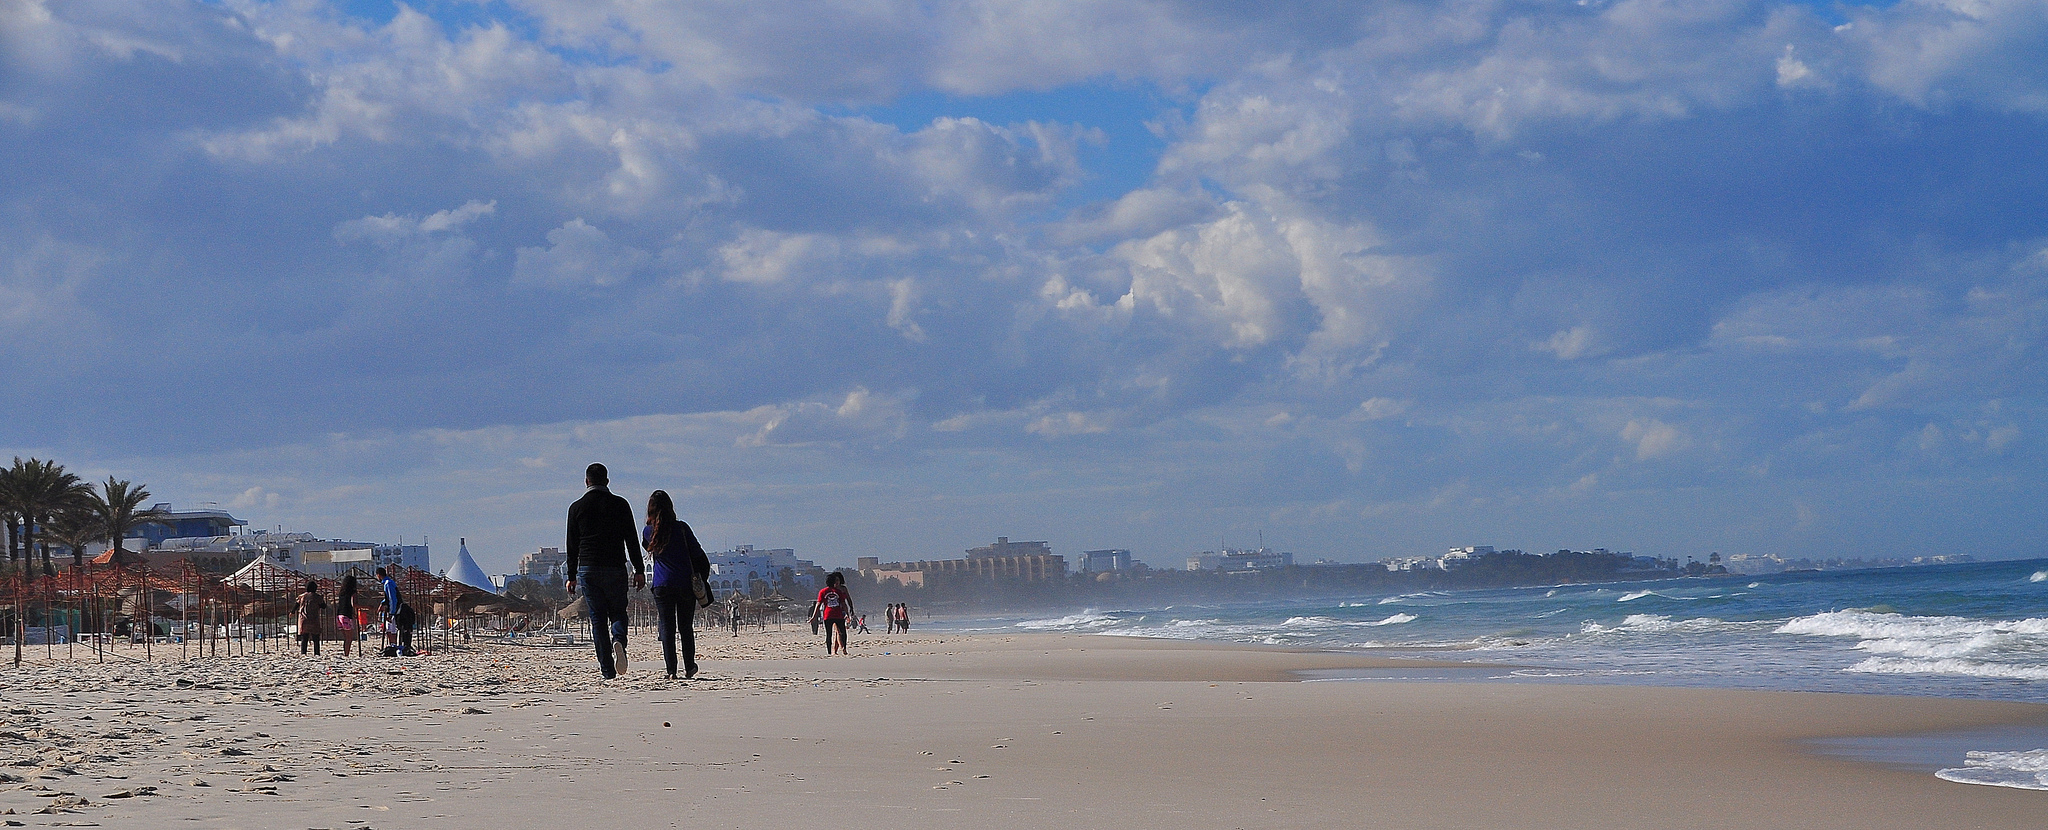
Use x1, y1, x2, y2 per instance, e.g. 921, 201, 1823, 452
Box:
580, 567, 630, 678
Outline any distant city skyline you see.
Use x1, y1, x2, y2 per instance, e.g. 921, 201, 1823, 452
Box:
6, 1, 2047, 574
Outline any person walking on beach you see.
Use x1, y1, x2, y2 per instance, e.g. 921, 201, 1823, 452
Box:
336, 574, 360, 657
817, 572, 854, 654
642, 490, 710, 679
566, 462, 644, 679
377, 566, 414, 656
296, 578, 328, 655
728, 593, 743, 636
897, 602, 910, 632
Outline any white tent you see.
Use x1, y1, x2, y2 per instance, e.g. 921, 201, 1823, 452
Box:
445, 538, 495, 592
223, 552, 307, 589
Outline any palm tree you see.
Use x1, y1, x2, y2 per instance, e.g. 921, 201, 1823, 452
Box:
10, 458, 89, 577
86, 478, 173, 567
0, 461, 20, 564
43, 508, 101, 572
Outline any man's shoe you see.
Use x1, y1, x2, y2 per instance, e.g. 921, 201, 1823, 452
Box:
614, 641, 628, 674
684, 664, 698, 679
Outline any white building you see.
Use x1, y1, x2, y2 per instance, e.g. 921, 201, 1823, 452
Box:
154, 531, 426, 576
1079, 549, 1134, 573
706, 545, 823, 596
1438, 546, 1494, 569
1185, 548, 1294, 571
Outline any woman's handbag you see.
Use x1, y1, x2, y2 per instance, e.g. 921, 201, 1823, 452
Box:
692, 572, 713, 609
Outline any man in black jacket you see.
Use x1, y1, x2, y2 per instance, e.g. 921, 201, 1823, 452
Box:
566, 462, 644, 679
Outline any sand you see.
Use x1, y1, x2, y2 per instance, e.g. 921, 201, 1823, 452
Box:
2, 629, 2043, 829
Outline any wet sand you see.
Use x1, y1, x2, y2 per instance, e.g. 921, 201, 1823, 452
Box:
3, 630, 2042, 828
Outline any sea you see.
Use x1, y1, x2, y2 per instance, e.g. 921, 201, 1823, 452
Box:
929, 556, 2048, 790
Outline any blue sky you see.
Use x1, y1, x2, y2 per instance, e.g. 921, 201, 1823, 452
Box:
4, 0, 2046, 574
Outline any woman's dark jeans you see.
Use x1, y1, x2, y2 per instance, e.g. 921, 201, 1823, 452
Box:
653, 587, 698, 677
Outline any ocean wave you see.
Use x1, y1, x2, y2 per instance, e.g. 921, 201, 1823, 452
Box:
1013, 612, 1121, 631
1937, 749, 2048, 791
2032, 571, 2047, 584
1777, 610, 2048, 641
1579, 614, 1751, 636
1361, 613, 1417, 627
1617, 590, 1698, 602
1845, 657, 2048, 681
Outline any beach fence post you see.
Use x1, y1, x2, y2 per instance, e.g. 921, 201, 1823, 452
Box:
10, 569, 21, 667
43, 573, 52, 661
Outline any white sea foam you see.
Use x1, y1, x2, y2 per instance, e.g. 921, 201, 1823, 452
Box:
1936, 749, 2048, 790
1580, 614, 1751, 636
2032, 571, 2047, 583
1013, 612, 1119, 631
1778, 610, 2048, 640
1779, 610, 2048, 681
1362, 613, 1417, 627
1616, 590, 1696, 602
1845, 657, 2048, 681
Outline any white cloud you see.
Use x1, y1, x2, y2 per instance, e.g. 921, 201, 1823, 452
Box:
1848, 0, 2048, 113
1621, 418, 1689, 461
334, 200, 496, 246
513, 218, 649, 288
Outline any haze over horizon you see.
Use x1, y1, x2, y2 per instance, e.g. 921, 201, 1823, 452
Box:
5, 0, 2048, 574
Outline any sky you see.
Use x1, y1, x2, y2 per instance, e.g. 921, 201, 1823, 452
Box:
4, 0, 2047, 574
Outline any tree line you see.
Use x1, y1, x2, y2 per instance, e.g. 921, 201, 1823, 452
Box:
0, 457, 171, 578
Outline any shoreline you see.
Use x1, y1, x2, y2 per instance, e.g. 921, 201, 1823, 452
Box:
4, 631, 2043, 828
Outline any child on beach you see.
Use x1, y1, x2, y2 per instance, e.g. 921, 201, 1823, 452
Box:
296, 578, 327, 655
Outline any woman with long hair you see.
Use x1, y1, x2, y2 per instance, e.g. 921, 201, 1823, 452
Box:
643, 489, 710, 679
296, 578, 328, 655
817, 571, 854, 655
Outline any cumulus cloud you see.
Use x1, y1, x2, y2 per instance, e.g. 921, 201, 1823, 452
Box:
512, 218, 649, 288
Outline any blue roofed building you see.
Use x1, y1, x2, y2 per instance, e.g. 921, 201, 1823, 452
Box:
129, 504, 246, 548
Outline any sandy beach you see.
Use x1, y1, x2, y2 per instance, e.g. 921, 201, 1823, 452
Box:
3, 630, 2042, 829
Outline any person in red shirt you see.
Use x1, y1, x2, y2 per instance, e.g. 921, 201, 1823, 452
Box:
816, 572, 854, 655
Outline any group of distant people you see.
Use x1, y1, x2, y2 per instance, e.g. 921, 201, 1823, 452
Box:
883, 602, 911, 634
292, 566, 416, 657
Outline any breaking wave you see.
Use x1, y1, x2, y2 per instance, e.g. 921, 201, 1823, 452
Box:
1013, 612, 1121, 631
1937, 749, 2048, 790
